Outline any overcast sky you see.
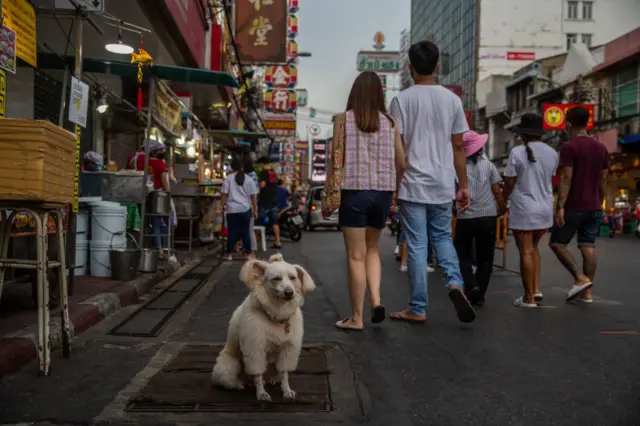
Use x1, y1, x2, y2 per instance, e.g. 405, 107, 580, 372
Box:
294, 0, 410, 140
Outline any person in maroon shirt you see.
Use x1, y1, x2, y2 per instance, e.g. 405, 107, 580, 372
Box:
550, 106, 609, 303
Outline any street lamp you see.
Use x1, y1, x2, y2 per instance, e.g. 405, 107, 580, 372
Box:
297, 51, 312, 58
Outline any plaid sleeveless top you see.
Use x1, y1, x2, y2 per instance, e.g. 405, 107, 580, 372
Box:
341, 110, 396, 191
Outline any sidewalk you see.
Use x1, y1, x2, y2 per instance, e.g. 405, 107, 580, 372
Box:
0, 246, 216, 379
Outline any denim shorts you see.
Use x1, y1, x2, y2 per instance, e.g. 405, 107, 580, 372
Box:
258, 206, 279, 227
549, 210, 603, 247
339, 190, 393, 229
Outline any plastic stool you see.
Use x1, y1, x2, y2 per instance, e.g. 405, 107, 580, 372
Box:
254, 226, 267, 252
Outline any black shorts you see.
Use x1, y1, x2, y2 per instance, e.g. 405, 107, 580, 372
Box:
549, 210, 602, 248
339, 190, 393, 229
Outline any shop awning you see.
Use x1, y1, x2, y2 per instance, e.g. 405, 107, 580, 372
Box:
37, 53, 240, 88
619, 133, 640, 145
208, 129, 269, 141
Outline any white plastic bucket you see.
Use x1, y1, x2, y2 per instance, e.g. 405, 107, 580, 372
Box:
74, 240, 89, 276
91, 204, 127, 246
90, 240, 126, 277
76, 210, 90, 242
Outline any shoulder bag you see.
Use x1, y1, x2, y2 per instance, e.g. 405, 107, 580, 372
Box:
322, 113, 346, 214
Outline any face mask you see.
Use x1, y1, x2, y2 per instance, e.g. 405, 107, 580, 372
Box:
156, 152, 166, 160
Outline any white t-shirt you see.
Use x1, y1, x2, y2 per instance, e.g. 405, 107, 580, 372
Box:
222, 172, 258, 214
389, 85, 469, 204
504, 142, 558, 230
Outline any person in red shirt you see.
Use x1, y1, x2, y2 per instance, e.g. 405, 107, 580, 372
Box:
550, 106, 609, 303
128, 145, 145, 170
147, 143, 170, 254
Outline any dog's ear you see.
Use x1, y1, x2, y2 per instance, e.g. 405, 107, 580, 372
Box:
293, 265, 315, 294
239, 259, 268, 289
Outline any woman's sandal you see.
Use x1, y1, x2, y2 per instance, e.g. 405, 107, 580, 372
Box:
334, 318, 363, 331
371, 305, 386, 324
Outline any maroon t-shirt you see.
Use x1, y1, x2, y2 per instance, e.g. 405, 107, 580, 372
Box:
558, 136, 609, 211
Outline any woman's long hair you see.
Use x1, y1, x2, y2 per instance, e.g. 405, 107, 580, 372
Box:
520, 134, 538, 163
346, 71, 394, 133
242, 157, 255, 174
231, 157, 245, 186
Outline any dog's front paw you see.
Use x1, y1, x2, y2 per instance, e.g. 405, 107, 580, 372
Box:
283, 388, 297, 401
257, 390, 272, 402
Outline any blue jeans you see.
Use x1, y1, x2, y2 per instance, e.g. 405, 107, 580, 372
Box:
400, 201, 464, 316
227, 210, 252, 254
151, 215, 168, 250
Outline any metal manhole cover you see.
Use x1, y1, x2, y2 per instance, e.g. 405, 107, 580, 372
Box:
126, 345, 332, 413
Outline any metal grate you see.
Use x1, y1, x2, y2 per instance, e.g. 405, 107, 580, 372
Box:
126, 345, 333, 413
109, 264, 216, 337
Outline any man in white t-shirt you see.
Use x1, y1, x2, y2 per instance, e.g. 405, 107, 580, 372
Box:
389, 40, 475, 324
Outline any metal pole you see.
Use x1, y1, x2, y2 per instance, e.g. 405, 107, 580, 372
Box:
138, 78, 156, 250
58, 67, 70, 127
61, 7, 83, 358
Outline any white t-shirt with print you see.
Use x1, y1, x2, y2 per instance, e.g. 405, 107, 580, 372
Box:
389, 85, 469, 205
504, 142, 558, 230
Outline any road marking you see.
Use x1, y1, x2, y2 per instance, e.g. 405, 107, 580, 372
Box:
599, 330, 638, 335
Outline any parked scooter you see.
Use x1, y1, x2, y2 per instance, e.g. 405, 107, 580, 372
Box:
259, 206, 304, 242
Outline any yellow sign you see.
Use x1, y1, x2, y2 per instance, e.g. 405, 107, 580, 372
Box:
2, 0, 37, 68
0, 69, 5, 118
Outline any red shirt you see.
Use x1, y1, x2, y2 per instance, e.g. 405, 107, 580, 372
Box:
148, 158, 168, 190
558, 136, 609, 211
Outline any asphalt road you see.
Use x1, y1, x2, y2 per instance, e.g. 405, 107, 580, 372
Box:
1, 230, 639, 426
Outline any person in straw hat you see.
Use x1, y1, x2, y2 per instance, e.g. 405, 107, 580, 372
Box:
502, 113, 558, 308
453, 130, 507, 306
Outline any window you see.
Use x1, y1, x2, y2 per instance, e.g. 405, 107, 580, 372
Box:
567, 1, 578, 19
566, 33, 578, 50
581, 34, 592, 46
612, 62, 640, 117
582, 1, 593, 20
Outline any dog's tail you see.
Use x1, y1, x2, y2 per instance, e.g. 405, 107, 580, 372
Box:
269, 253, 284, 263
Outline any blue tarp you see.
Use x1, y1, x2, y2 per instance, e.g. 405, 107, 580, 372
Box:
619, 133, 640, 144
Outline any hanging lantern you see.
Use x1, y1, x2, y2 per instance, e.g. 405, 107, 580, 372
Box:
130, 35, 153, 109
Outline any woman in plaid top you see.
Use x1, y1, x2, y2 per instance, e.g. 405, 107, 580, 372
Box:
324, 71, 406, 331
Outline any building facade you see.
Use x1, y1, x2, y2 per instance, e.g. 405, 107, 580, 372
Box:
409, 0, 640, 121
410, 0, 478, 110
399, 28, 413, 90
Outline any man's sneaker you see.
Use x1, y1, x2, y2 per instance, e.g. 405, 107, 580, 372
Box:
393, 245, 400, 255
566, 282, 593, 302
400, 265, 408, 272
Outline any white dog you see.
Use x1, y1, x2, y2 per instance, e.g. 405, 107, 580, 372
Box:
211, 253, 315, 402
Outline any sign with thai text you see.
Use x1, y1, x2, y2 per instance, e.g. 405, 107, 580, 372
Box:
2, 0, 37, 67
543, 103, 594, 130
356, 51, 401, 72
235, 0, 288, 64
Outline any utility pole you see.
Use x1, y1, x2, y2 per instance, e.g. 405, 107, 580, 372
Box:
64, 6, 85, 358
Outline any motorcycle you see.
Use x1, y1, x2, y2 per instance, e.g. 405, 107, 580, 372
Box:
260, 206, 304, 242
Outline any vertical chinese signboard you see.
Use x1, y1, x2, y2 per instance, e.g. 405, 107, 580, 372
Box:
235, 0, 288, 64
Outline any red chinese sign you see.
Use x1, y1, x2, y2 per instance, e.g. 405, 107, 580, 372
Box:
164, 0, 208, 68
507, 51, 535, 61
264, 89, 297, 113
235, 0, 288, 64
265, 65, 298, 88
542, 103, 594, 130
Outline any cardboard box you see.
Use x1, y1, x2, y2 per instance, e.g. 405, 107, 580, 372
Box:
0, 119, 76, 204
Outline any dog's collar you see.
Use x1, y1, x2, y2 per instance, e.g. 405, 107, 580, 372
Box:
261, 309, 292, 334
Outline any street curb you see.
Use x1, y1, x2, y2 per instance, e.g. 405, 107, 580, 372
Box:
0, 258, 203, 379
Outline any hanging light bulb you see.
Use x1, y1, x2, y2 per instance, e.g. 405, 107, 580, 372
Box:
105, 26, 134, 55
96, 93, 109, 113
